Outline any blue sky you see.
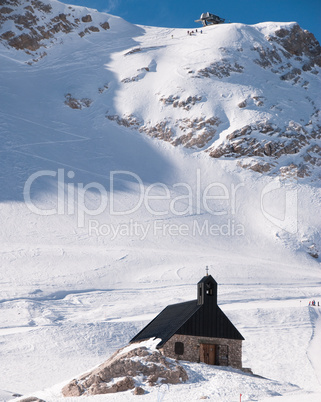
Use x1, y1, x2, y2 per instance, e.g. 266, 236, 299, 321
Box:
61, 0, 321, 42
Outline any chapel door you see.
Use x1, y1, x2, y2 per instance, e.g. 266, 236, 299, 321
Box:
200, 343, 216, 365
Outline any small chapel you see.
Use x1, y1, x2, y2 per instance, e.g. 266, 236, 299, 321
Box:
130, 273, 244, 369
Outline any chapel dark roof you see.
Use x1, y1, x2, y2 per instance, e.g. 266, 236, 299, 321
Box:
130, 300, 201, 348
176, 301, 244, 340
130, 275, 244, 348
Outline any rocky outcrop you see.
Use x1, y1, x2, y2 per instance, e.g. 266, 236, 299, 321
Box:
64, 94, 92, 110
105, 106, 320, 174
172, 117, 220, 148
0, 0, 110, 57
301, 236, 319, 259
106, 113, 142, 128
61, 342, 188, 397
197, 59, 244, 78
133, 386, 145, 395
140, 120, 174, 142
106, 104, 321, 177
98, 83, 109, 94
208, 119, 321, 177
252, 24, 321, 86
81, 14, 92, 23
270, 24, 321, 68
106, 112, 221, 149
159, 94, 203, 111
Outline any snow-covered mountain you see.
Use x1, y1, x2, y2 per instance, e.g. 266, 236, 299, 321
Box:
0, 1, 321, 401
1, 0, 320, 178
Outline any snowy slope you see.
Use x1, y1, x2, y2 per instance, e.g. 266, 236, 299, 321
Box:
0, 0, 321, 401
104, 22, 321, 179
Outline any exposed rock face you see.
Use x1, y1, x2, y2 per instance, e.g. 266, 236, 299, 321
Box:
61, 343, 188, 397
104, 23, 320, 179
208, 116, 321, 177
62, 379, 83, 397
107, 101, 320, 176
171, 117, 220, 148
81, 14, 92, 23
133, 386, 145, 395
270, 24, 321, 68
159, 94, 203, 111
106, 113, 221, 149
250, 24, 321, 88
196, 59, 244, 78
100, 21, 110, 30
0, 0, 110, 57
301, 236, 319, 259
106, 113, 142, 128
64, 94, 92, 110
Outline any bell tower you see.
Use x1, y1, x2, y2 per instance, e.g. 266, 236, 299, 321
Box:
197, 270, 217, 305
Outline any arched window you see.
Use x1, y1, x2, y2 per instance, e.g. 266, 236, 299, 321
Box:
174, 341, 184, 355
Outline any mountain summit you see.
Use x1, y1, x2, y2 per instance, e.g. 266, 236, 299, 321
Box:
1, 0, 320, 179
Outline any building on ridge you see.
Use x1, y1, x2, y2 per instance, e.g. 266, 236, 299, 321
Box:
130, 274, 244, 368
195, 12, 225, 26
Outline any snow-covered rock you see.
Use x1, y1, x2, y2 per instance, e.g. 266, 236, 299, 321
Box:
61, 339, 188, 396
0, 0, 110, 56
